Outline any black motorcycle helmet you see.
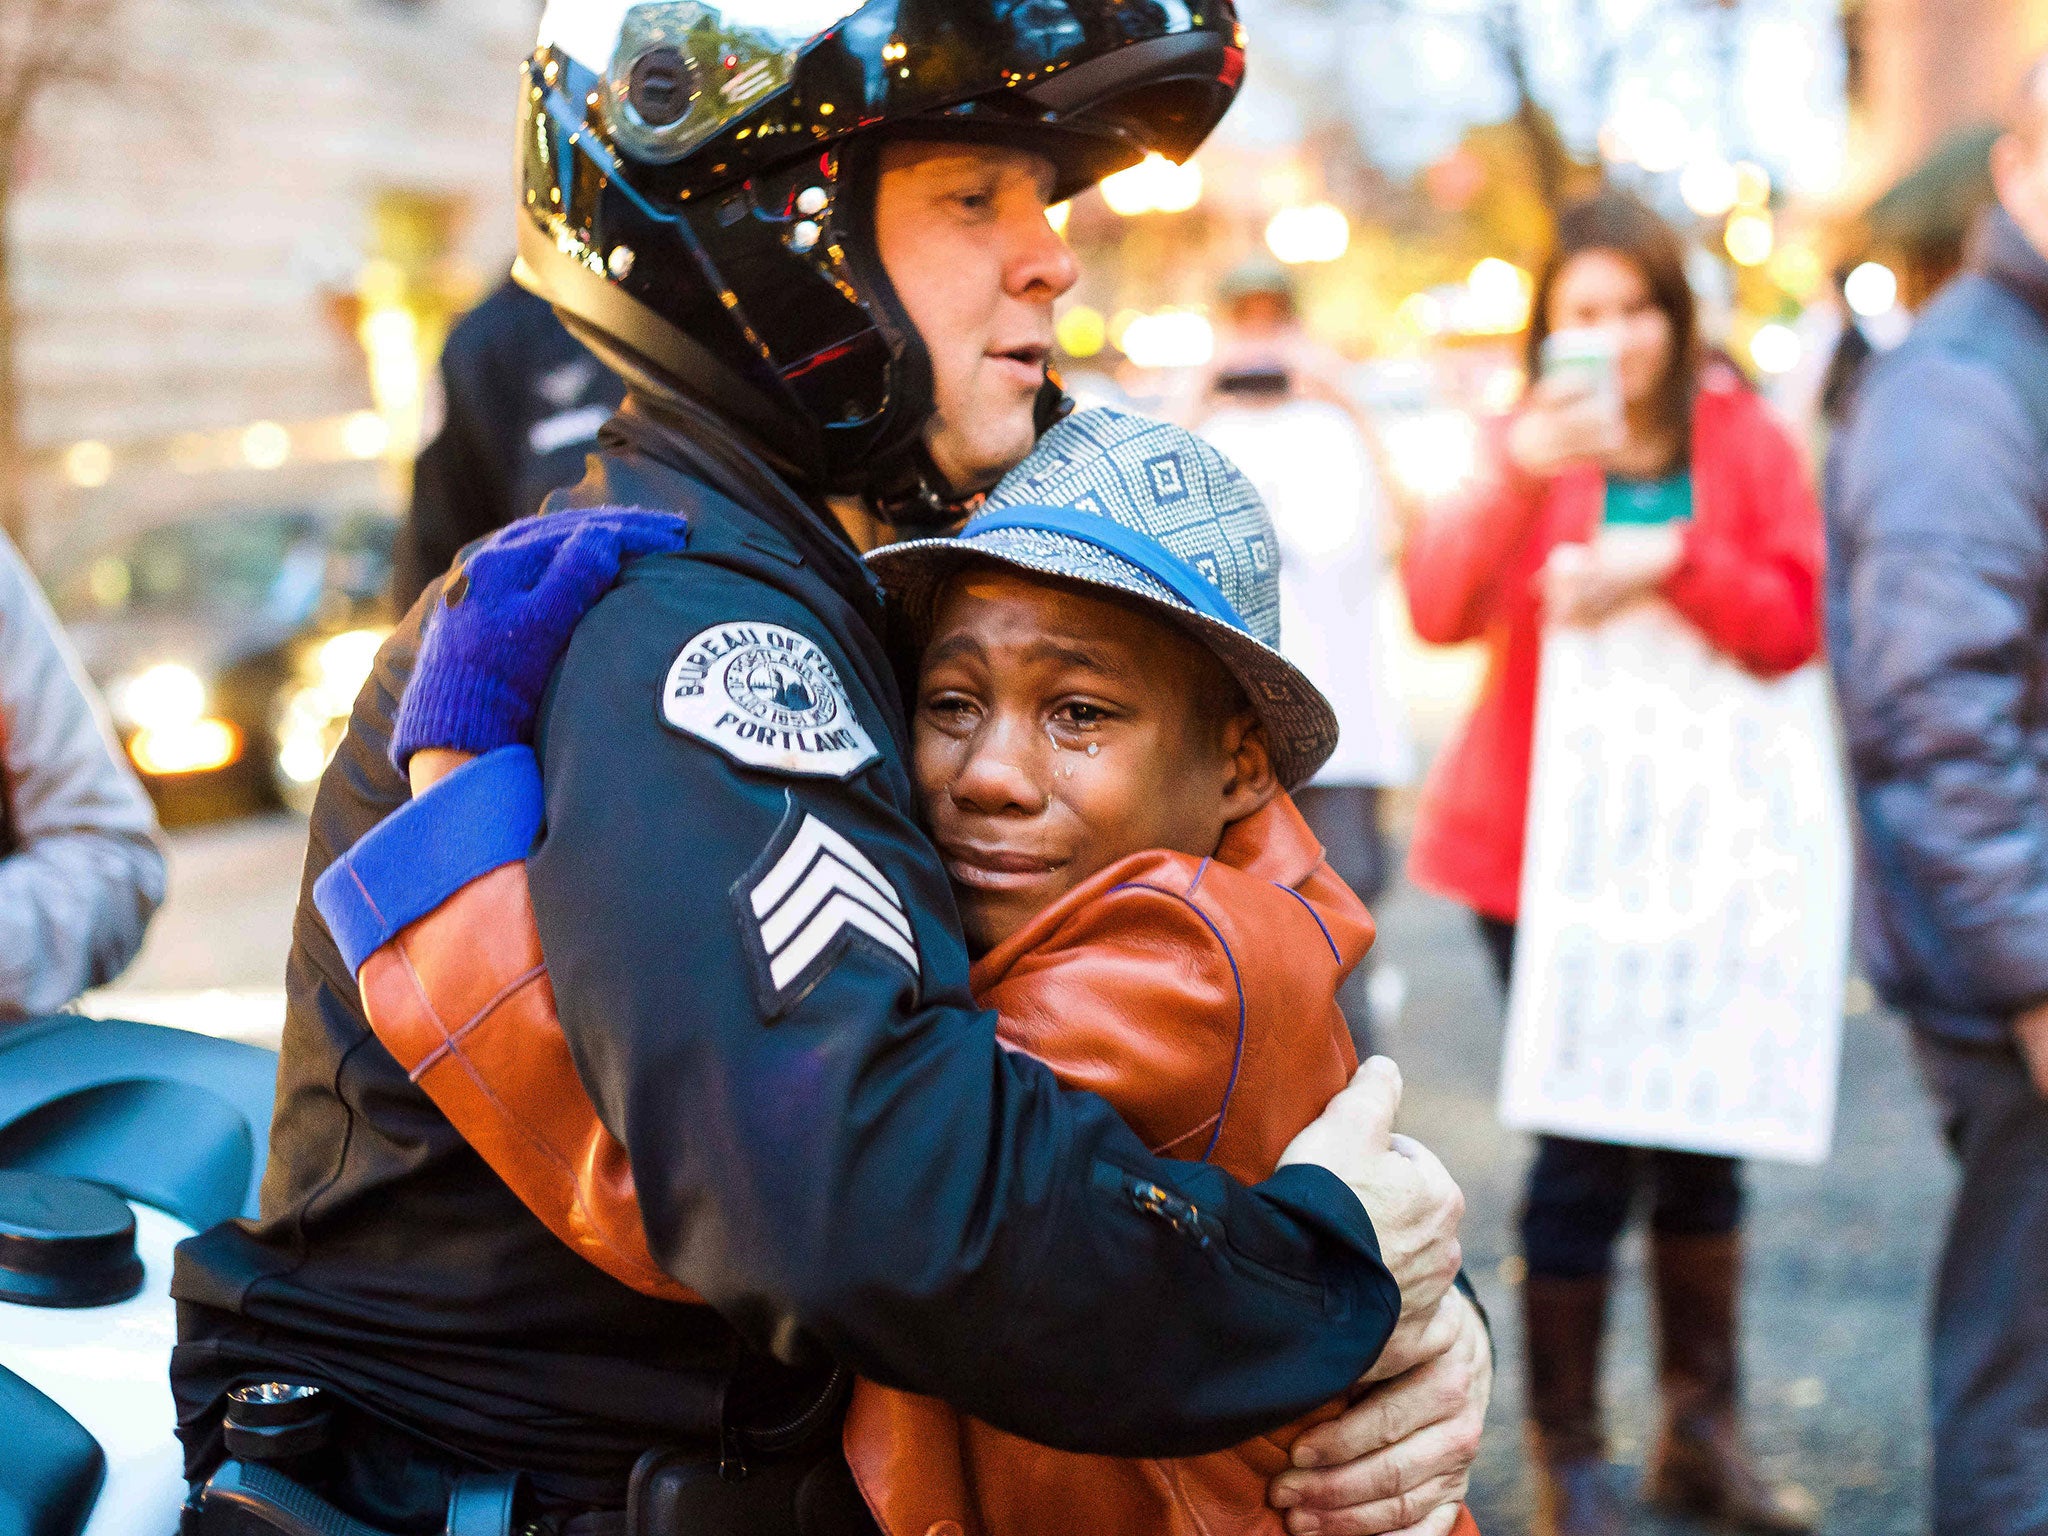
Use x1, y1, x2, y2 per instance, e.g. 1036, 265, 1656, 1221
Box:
516, 0, 1244, 525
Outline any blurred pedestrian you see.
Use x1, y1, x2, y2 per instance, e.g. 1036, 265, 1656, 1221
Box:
1402, 192, 1822, 1536
391, 278, 625, 611
1195, 261, 1416, 1044
1196, 259, 1413, 519
0, 529, 166, 1020
1828, 57, 2048, 1536
1816, 268, 1879, 433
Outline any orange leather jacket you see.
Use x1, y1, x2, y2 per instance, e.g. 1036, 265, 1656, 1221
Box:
842, 793, 1372, 1536
317, 762, 1474, 1536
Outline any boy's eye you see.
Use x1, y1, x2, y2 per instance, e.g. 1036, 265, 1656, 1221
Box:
921, 693, 980, 731
1052, 701, 1112, 728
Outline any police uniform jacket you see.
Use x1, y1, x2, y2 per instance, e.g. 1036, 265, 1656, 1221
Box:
170, 400, 1402, 1505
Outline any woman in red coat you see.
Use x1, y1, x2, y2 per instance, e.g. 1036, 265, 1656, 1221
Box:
1402, 193, 1822, 1536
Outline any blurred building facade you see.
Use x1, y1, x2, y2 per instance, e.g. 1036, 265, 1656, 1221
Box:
1848, 0, 2048, 192
10, 0, 536, 567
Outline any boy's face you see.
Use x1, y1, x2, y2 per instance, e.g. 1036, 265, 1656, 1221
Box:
914, 566, 1277, 955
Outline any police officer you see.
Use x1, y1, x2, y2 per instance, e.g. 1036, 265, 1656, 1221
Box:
173, 5, 1488, 1532
392, 280, 626, 611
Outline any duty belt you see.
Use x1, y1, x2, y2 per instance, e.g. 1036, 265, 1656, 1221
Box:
185, 1459, 559, 1536
180, 1381, 615, 1536
181, 1372, 865, 1536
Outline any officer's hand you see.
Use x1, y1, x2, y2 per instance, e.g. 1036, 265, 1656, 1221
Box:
391, 508, 688, 769
1279, 1059, 1465, 1347
1269, 1287, 1491, 1535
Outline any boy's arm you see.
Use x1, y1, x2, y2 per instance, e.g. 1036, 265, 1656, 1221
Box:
981, 867, 1249, 1165
390, 507, 691, 776
408, 747, 472, 796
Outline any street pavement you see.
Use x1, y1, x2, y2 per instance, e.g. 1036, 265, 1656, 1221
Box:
1374, 876, 1952, 1535
81, 812, 302, 1044
109, 813, 1953, 1532
114, 813, 304, 995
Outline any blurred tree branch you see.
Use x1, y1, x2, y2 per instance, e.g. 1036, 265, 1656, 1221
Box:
1473, 1, 1584, 211
0, 0, 123, 549
1361, 0, 1746, 216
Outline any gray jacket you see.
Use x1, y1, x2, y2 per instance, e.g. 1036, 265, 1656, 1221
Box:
0, 530, 166, 1018
1828, 209, 2048, 1044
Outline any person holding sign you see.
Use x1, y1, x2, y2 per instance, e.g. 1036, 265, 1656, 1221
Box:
1401, 193, 1823, 1536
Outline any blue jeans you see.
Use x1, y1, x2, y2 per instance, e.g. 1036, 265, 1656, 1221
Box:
1912, 1028, 2048, 1536
1480, 917, 1743, 1279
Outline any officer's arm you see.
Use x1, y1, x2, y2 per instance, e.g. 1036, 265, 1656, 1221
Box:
526, 573, 1401, 1459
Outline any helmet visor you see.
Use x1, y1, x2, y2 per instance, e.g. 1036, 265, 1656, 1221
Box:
540, 0, 866, 73
539, 0, 1241, 197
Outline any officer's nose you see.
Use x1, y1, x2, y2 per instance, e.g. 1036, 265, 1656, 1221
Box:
949, 711, 1051, 817
1007, 200, 1080, 304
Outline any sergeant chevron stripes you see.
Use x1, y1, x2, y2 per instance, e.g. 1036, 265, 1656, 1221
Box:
747, 813, 919, 997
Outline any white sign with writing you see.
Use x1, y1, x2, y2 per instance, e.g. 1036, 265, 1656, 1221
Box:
1499, 601, 1851, 1165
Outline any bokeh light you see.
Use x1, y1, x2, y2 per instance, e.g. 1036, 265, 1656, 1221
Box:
241, 421, 291, 471
342, 411, 391, 460
63, 440, 113, 489
1465, 259, 1534, 335
1100, 154, 1203, 216
1380, 410, 1481, 500
112, 663, 207, 733
1055, 305, 1107, 359
1479, 366, 1527, 415
1767, 244, 1825, 301
1844, 261, 1899, 318
1607, 98, 1691, 174
130, 718, 243, 777
1749, 322, 1803, 375
1417, 23, 1473, 87
1680, 159, 1740, 218
1398, 293, 1446, 338
1725, 210, 1775, 268
1119, 311, 1215, 370
1265, 203, 1351, 265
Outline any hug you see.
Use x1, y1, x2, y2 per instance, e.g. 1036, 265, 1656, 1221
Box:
169, 4, 1489, 1533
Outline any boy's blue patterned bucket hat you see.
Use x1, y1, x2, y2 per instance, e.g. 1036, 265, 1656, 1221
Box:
867, 407, 1339, 789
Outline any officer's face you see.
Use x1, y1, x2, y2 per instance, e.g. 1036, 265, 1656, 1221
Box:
875, 141, 1080, 496
914, 566, 1277, 954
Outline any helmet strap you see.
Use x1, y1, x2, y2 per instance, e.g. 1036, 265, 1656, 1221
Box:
831, 136, 1077, 530
857, 373, 1073, 531
820, 136, 947, 517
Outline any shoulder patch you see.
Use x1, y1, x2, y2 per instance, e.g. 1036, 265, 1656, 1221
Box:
734, 799, 920, 1018
662, 621, 881, 780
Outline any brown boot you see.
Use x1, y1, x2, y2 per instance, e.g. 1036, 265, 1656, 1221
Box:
1522, 1274, 1624, 1536
1646, 1232, 1818, 1533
